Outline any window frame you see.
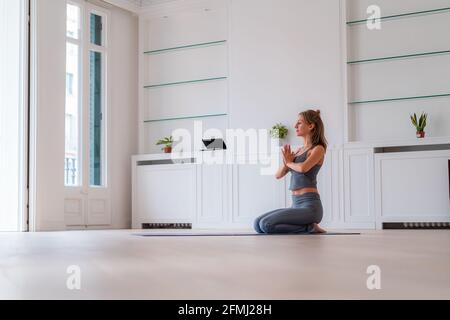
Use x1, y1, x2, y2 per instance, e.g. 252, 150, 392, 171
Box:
86, 7, 108, 188
65, 0, 109, 189
65, 0, 83, 187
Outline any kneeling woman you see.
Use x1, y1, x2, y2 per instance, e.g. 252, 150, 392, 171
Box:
254, 109, 327, 234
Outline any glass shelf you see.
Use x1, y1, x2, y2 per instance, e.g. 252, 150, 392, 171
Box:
349, 93, 450, 105
144, 113, 227, 123
347, 50, 450, 64
143, 40, 227, 55
347, 6, 450, 25
144, 76, 227, 89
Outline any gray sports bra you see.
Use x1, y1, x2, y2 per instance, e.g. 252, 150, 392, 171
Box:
288, 147, 322, 191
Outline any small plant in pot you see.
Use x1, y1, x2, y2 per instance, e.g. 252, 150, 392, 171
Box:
410, 112, 428, 138
270, 123, 288, 145
156, 136, 174, 153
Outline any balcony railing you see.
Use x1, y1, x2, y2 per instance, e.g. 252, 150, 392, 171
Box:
65, 157, 77, 186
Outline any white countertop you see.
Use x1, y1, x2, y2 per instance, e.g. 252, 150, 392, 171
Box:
132, 136, 450, 161
132, 145, 303, 161
344, 136, 450, 149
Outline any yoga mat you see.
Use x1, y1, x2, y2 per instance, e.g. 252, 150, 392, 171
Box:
134, 232, 360, 237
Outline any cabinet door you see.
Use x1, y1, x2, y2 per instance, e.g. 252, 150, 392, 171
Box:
197, 163, 228, 224
231, 155, 286, 225
343, 148, 375, 224
375, 150, 450, 222
134, 164, 197, 227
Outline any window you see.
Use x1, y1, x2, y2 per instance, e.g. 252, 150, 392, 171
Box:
65, 2, 107, 188
88, 12, 106, 187
90, 13, 102, 46
66, 4, 80, 39
66, 73, 74, 95
65, 3, 81, 186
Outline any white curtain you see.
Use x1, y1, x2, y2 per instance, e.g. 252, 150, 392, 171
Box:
0, 0, 25, 231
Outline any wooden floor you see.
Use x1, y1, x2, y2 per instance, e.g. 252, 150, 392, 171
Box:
0, 229, 449, 299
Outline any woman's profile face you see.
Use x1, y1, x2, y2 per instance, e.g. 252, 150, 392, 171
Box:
294, 115, 312, 137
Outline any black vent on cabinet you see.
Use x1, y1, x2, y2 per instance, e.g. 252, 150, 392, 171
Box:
383, 222, 450, 230
142, 223, 192, 229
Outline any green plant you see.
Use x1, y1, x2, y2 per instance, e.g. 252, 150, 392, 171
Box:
270, 123, 288, 139
156, 136, 174, 148
410, 112, 428, 132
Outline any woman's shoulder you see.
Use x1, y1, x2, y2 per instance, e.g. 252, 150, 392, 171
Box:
304, 144, 325, 154
312, 144, 326, 153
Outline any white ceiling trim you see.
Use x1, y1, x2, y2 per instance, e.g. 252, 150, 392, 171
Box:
102, 0, 180, 13
102, 0, 141, 13
103, 0, 226, 17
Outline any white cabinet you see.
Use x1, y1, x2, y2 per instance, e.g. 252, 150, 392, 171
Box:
132, 152, 286, 229
343, 148, 375, 226
196, 162, 229, 226
132, 161, 197, 228
231, 155, 286, 225
374, 150, 450, 227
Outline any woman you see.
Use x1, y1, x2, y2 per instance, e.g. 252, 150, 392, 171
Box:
254, 109, 327, 234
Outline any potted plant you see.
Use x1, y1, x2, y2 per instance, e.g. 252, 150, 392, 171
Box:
410, 112, 428, 138
156, 136, 174, 153
270, 123, 288, 145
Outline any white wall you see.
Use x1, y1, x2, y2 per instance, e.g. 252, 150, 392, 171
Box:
227, 0, 345, 227
140, 0, 345, 152
32, 0, 66, 231
229, 0, 344, 146
32, 0, 138, 230
109, 6, 139, 228
346, 0, 450, 142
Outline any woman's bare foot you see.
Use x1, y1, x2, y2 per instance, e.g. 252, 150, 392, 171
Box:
312, 223, 327, 233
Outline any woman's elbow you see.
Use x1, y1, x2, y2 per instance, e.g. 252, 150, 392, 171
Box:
275, 173, 285, 180
296, 165, 306, 173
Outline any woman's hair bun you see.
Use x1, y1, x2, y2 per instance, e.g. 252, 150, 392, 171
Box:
315, 109, 321, 115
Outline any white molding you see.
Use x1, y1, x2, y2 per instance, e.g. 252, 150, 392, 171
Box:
139, 0, 227, 17
102, 0, 140, 13
106, 0, 227, 16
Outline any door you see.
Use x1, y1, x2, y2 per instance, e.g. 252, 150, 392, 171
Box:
64, 1, 111, 228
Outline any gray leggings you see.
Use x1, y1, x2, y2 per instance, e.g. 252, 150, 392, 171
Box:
254, 192, 323, 234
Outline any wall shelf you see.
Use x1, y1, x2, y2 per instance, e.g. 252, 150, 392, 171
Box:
144, 113, 227, 123
349, 93, 450, 105
143, 40, 227, 55
144, 76, 227, 89
347, 50, 450, 65
347, 6, 450, 25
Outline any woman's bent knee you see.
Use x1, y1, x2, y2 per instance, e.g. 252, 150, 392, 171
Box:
253, 217, 264, 233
